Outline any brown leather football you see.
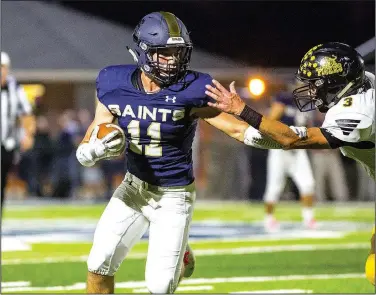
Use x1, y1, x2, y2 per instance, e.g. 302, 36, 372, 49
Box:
96, 123, 125, 152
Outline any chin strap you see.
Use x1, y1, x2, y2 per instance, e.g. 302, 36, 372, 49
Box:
336, 81, 354, 100
126, 46, 139, 63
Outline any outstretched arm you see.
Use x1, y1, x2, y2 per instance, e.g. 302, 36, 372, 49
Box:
191, 107, 303, 149
191, 106, 249, 142
205, 80, 331, 150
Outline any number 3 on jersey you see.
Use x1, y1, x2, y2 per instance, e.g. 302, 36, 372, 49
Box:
342, 97, 353, 107
128, 120, 162, 157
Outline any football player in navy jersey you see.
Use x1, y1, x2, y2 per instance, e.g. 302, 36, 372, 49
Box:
76, 12, 252, 294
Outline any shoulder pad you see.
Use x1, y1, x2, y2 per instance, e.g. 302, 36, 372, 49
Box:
96, 65, 136, 100
183, 71, 213, 108
322, 107, 374, 143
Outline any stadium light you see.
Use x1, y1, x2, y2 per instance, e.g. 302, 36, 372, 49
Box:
248, 78, 265, 96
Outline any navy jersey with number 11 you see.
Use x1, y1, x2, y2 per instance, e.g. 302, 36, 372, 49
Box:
96, 65, 212, 187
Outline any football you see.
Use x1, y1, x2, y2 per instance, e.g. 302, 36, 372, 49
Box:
96, 123, 126, 153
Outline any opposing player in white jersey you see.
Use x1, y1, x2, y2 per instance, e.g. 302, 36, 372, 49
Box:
204, 42, 375, 284
205, 42, 374, 177
263, 89, 316, 232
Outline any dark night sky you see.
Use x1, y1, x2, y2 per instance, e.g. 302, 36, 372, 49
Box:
57, 1, 375, 67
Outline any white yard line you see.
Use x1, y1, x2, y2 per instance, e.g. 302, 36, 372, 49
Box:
2, 242, 368, 265
133, 285, 213, 293
2, 237, 32, 252
231, 289, 313, 294
1, 281, 30, 288
189, 230, 345, 243
1, 273, 365, 293
177, 273, 366, 285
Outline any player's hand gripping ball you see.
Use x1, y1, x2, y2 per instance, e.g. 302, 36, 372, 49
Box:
96, 123, 126, 154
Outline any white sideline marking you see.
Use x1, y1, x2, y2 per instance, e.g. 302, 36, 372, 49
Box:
2, 282, 86, 293
133, 285, 213, 293
2, 242, 368, 265
232, 289, 313, 294
193, 243, 369, 255
1, 281, 30, 288
189, 231, 345, 243
1, 238, 31, 252
1, 273, 365, 293
177, 273, 365, 285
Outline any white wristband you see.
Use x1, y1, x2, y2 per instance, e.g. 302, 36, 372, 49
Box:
243, 126, 282, 149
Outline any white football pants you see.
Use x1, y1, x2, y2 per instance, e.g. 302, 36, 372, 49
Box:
87, 172, 196, 294
264, 149, 315, 203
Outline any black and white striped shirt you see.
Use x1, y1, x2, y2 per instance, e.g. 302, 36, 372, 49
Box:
1, 75, 32, 151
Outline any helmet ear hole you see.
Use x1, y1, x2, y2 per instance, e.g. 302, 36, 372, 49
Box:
341, 62, 351, 76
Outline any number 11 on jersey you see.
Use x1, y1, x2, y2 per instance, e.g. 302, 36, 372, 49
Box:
127, 120, 162, 157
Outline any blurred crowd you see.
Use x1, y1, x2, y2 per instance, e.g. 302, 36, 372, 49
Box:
9, 109, 126, 200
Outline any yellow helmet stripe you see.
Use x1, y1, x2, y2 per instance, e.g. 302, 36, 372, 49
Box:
160, 11, 181, 37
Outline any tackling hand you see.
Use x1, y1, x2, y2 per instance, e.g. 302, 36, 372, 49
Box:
205, 80, 246, 116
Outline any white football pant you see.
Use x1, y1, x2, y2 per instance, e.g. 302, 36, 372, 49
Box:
87, 172, 195, 294
264, 149, 315, 203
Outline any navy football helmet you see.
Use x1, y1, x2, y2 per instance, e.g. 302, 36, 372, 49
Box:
293, 42, 367, 113
127, 11, 193, 86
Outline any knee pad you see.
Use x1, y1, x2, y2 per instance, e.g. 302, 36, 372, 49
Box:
87, 240, 123, 276
264, 185, 284, 203
146, 275, 175, 294
298, 180, 315, 196
87, 228, 128, 276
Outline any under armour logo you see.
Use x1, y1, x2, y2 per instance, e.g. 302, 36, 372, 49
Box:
165, 95, 177, 103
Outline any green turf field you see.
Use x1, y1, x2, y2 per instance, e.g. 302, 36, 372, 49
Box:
1, 201, 375, 293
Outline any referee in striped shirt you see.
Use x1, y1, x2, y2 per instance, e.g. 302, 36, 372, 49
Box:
1, 52, 35, 212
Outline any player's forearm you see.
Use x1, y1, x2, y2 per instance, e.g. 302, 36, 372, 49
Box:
243, 126, 283, 149
258, 117, 301, 149
199, 109, 250, 143
211, 121, 248, 143
239, 105, 331, 149
260, 119, 332, 149
81, 121, 97, 145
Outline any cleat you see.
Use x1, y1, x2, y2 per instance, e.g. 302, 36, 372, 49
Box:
183, 244, 195, 278
264, 216, 280, 233
303, 218, 317, 230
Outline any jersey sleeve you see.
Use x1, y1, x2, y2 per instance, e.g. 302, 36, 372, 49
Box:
191, 73, 214, 108
96, 67, 114, 104
321, 90, 375, 144
321, 112, 374, 143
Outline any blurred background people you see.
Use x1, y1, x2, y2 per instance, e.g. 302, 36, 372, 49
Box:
262, 84, 316, 231
1, 51, 35, 212
18, 115, 53, 197
310, 111, 349, 202
49, 110, 80, 198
